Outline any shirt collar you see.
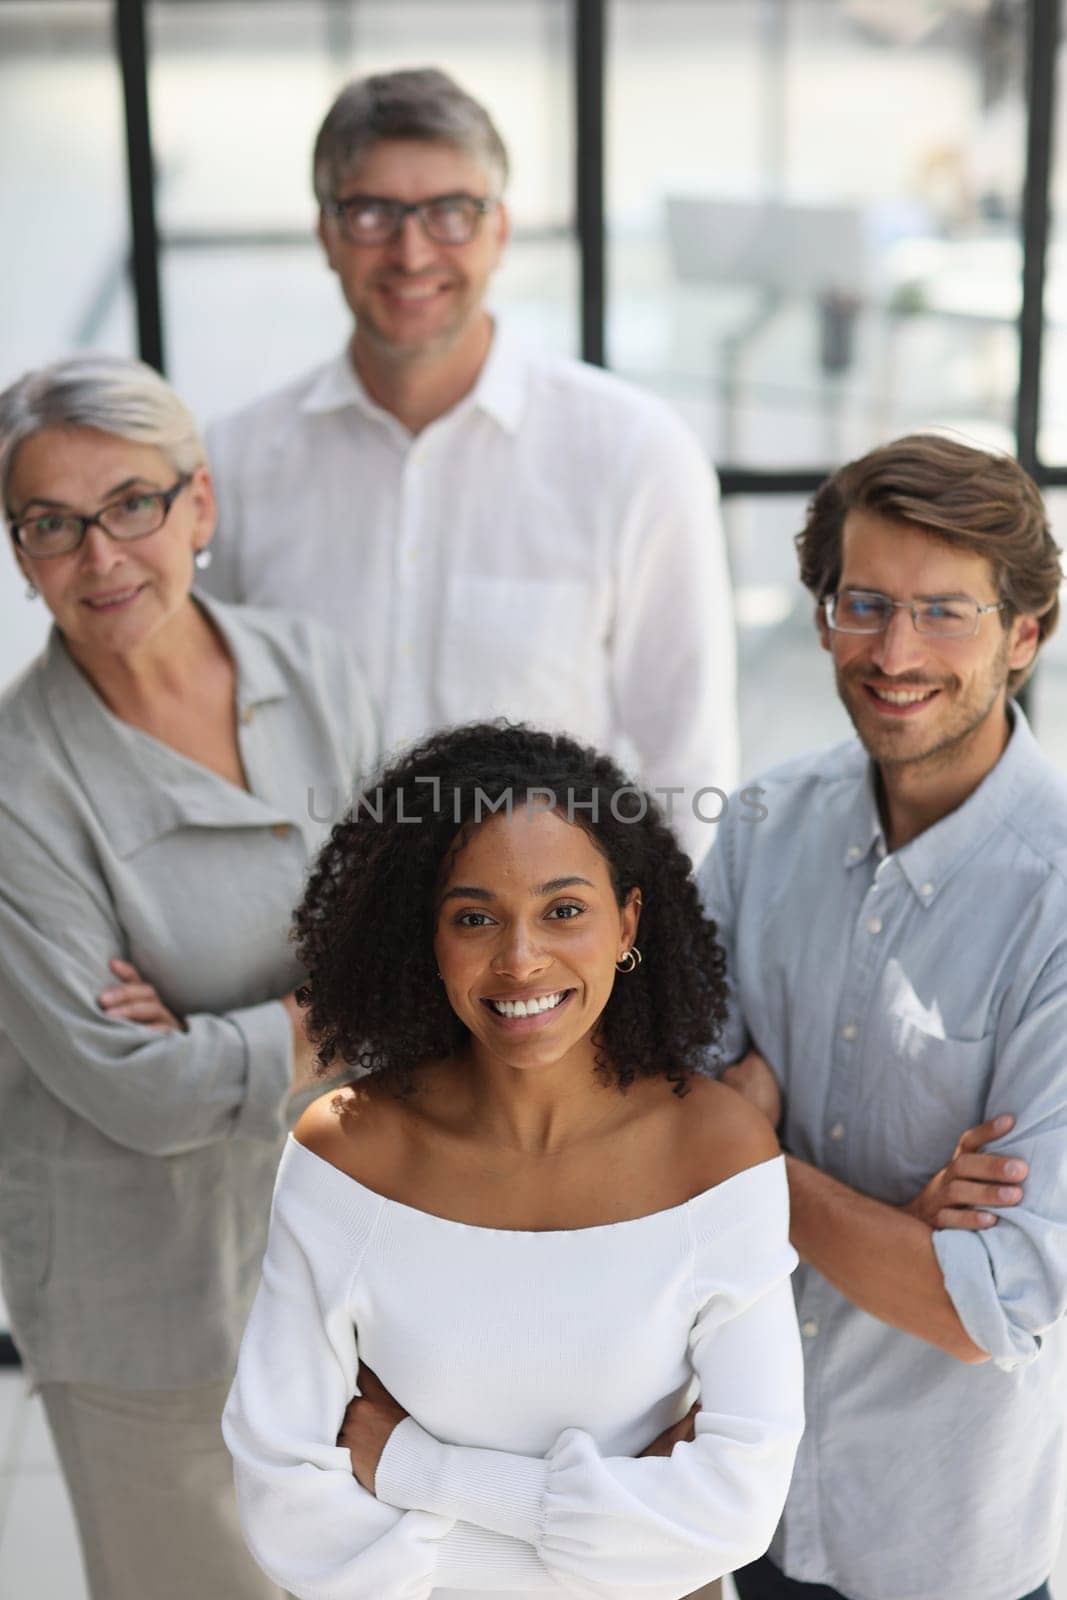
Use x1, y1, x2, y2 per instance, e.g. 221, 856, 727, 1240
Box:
842, 704, 1037, 906
299, 346, 374, 417
841, 761, 888, 871
41, 594, 291, 858
466, 320, 528, 434
298, 318, 528, 436
203, 592, 290, 719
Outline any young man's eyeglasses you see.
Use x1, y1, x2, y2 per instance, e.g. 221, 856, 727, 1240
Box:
824, 588, 1006, 639
9, 476, 192, 559
325, 191, 499, 247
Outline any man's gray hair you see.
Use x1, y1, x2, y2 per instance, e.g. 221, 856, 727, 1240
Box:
0, 353, 205, 507
312, 67, 509, 205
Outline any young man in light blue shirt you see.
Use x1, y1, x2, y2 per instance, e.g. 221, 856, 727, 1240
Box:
700, 433, 1066, 1600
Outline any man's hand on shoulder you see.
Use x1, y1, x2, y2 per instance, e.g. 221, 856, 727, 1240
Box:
721, 1048, 783, 1131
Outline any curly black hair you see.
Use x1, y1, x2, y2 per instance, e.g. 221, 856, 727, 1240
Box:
293, 722, 728, 1095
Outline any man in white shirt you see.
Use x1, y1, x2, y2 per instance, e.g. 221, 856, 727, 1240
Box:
204, 67, 737, 863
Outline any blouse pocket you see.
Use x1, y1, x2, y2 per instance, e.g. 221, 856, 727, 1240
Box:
436, 575, 597, 730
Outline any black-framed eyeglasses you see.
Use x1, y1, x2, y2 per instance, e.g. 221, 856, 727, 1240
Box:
824, 588, 1006, 639
325, 190, 499, 246
9, 476, 192, 559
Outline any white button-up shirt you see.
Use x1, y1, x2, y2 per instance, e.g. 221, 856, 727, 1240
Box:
205, 326, 737, 862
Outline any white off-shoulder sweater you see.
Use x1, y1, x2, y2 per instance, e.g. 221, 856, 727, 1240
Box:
223, 1137, 804, 1600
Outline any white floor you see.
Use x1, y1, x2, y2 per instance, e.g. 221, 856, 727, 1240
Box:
0, 1362, 1062, 1598
0, 1370, 86, 1596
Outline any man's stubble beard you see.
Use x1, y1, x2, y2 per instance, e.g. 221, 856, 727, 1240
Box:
833, 632, 1012, 776
354, 281, 480, 369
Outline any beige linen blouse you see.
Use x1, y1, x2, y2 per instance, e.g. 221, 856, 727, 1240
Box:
0, 596, 376, 1388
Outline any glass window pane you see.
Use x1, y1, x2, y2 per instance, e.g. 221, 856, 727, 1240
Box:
1029, 490, 1067, 771
608, 0, 1027, 470
726, 494, 852, 774
1037, 0, 1067, 463
147, 0, 576, 424
0, 1, 134, 388
0, 0, 130, 690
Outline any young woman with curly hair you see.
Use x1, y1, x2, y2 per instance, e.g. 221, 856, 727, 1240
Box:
224, 723, 804, 1600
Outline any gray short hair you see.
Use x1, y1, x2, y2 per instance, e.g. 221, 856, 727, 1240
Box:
312, 67, 509, 205
0, 353, 204, 509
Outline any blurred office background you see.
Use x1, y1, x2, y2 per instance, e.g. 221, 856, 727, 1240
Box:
5, 0, 1067, 766
3, 2, 1067, 1590
5, 0, 1067, 774
5, 0, 1067, 765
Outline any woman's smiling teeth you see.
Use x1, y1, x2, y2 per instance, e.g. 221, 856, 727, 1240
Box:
486, 991, 568, 1018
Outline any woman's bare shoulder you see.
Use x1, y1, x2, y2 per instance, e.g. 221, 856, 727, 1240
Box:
673, 1075, 780, 1188
293, 1079, 403, 1178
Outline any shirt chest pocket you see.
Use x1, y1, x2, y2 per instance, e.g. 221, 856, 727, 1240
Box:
883, 1027, 997, 1199
435, 575, 599, 731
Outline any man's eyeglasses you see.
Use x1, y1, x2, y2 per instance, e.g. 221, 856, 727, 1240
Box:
325, 190, 499, 246
9, 476, 191, 559
824, 588, 1006, 639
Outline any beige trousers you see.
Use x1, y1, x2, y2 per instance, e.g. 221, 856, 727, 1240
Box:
39, 1378, 287, 1600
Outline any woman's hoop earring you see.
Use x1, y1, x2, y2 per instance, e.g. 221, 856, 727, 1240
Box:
615, 947, 642, 974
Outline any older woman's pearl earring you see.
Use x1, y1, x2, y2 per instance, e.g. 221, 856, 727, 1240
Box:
194, 547, 213, 571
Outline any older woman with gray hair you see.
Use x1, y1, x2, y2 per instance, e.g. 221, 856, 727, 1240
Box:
0, 352, 377, 1599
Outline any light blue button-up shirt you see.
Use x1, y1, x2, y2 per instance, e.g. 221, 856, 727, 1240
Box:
700, 708, 1067, 1600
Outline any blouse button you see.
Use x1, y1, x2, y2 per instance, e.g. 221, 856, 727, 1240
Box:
801, 1319, 819, 1338
271, 823, 293, 840
840, 1022, 858, 1042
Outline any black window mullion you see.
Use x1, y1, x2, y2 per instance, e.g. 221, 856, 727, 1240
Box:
1015, 0, 1058, 475
575, 0, 606, 367
115, 0, 165, 372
